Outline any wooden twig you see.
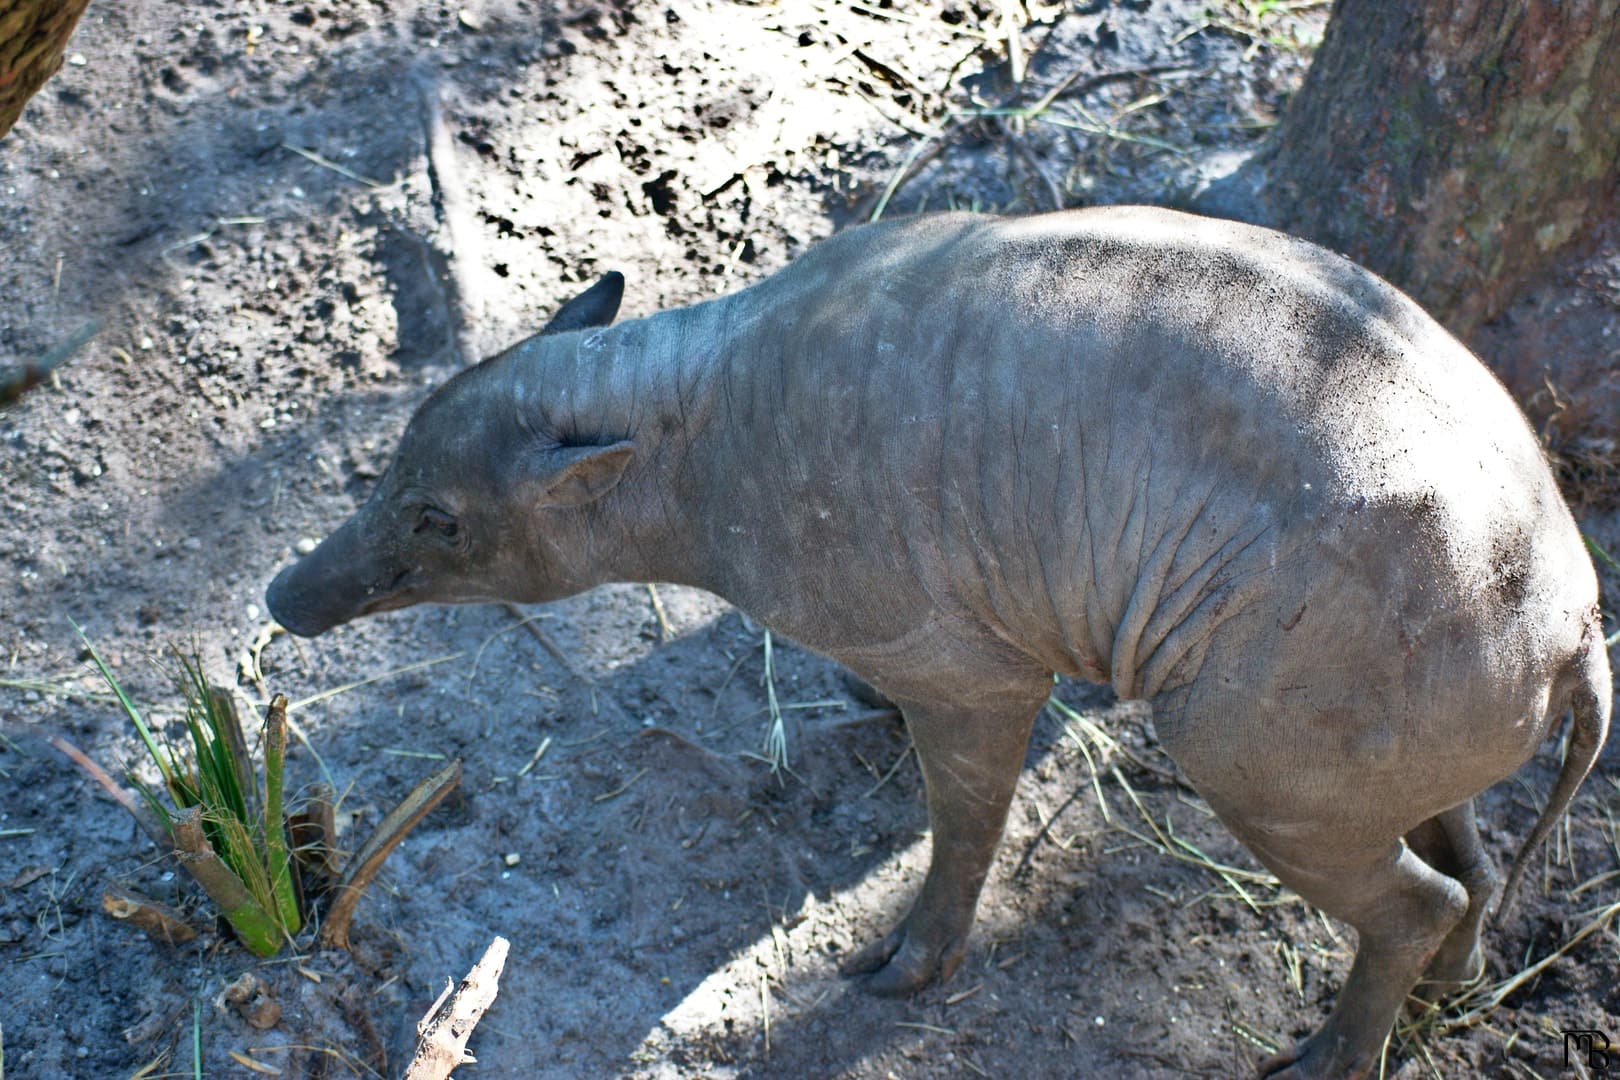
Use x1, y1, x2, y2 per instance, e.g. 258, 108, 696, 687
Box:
403, 936, 510, 1080
101, 885, 198, 945
288, 783, 341, 890
415, 69, 482, 364
319, 760, 462, 950
0, 317, 102, 408
47, 734, 169, 849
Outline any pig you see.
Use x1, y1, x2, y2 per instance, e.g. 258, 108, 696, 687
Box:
267, 206, 1610, 1079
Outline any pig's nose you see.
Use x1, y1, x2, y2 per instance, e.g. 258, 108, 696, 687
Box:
265, 563, 335, 638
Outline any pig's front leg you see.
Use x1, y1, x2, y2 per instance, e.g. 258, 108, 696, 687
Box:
841, 673, 1051, 994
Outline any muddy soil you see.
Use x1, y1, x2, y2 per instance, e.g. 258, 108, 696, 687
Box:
2, 1, 1616, 1077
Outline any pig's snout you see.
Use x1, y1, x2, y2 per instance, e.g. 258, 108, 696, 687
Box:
266, 561, 341, 638
265, 512, 419, 637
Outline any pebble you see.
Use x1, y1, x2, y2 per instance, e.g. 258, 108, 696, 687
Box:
246, 604, 261, 621
295, 537, 318, 555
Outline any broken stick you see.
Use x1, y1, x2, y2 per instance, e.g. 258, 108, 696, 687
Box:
403, 935, 510, 1080
101, 884, 199, 945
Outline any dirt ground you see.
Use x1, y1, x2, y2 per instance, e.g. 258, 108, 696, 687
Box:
2, 1, 1617, 1077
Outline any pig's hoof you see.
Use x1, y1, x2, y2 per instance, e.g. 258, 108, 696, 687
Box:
1418, 942, 1484, 995
1256, 1039, 1372, 1080
839, 923, 961, 996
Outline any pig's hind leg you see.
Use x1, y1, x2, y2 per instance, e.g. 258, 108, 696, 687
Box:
841, 672, 1051, 995
1405, 800, 1495, 992
1224, 821, 1468, 1080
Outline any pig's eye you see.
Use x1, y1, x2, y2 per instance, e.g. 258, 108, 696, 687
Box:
415, 507, 460, 542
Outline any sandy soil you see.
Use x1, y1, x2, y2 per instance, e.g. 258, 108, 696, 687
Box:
2, 1, 1616, 1077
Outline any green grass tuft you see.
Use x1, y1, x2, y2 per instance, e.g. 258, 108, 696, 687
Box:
75, 626, 300, 957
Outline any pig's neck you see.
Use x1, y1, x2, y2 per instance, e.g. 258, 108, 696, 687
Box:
537, 298, 731, 590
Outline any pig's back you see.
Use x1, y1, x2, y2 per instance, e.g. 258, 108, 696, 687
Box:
709, 208, 1594, 721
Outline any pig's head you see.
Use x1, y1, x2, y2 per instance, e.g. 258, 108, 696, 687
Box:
266, 272, 633, 637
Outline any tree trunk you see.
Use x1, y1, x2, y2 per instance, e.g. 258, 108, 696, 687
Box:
1199, 0, 1620, 505
0, 0, 93, 140
1251, 0, 1620, 336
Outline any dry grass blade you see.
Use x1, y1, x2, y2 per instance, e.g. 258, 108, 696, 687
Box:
503, 602, 637, 726
646, 583, 674, 641
761, 630, 788, 774
288, 652, 463, 713
320, 760, 462, 950
1570, 868, 1619, 899
870, 118, 956, 221
1046, 695, 1184, 785
998, 0, 1024, 87
280, 142, 381, 187
248, 1043, 381, 1078
226, 1049, 283, 1075
592, 767, 648, 803
1050, 702, 1112, 823
1105, 762, 1280, 914
1022, 63, 1197, 117
862, 742, 914, 798
516, 736, 552, 777
760, 971, 772, 1055
1439, 898, 1620, 1032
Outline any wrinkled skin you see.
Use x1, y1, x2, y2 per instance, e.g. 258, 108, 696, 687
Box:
268, 207, 1611, 1079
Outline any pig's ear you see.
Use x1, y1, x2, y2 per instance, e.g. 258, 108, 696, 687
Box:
539, 440, 635, 506
540, 272, 625, 336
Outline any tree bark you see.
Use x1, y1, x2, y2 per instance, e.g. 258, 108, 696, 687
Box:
1247, 0, 1620, 337
1197, 0, 1620, 504
0, 0, 92, 140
